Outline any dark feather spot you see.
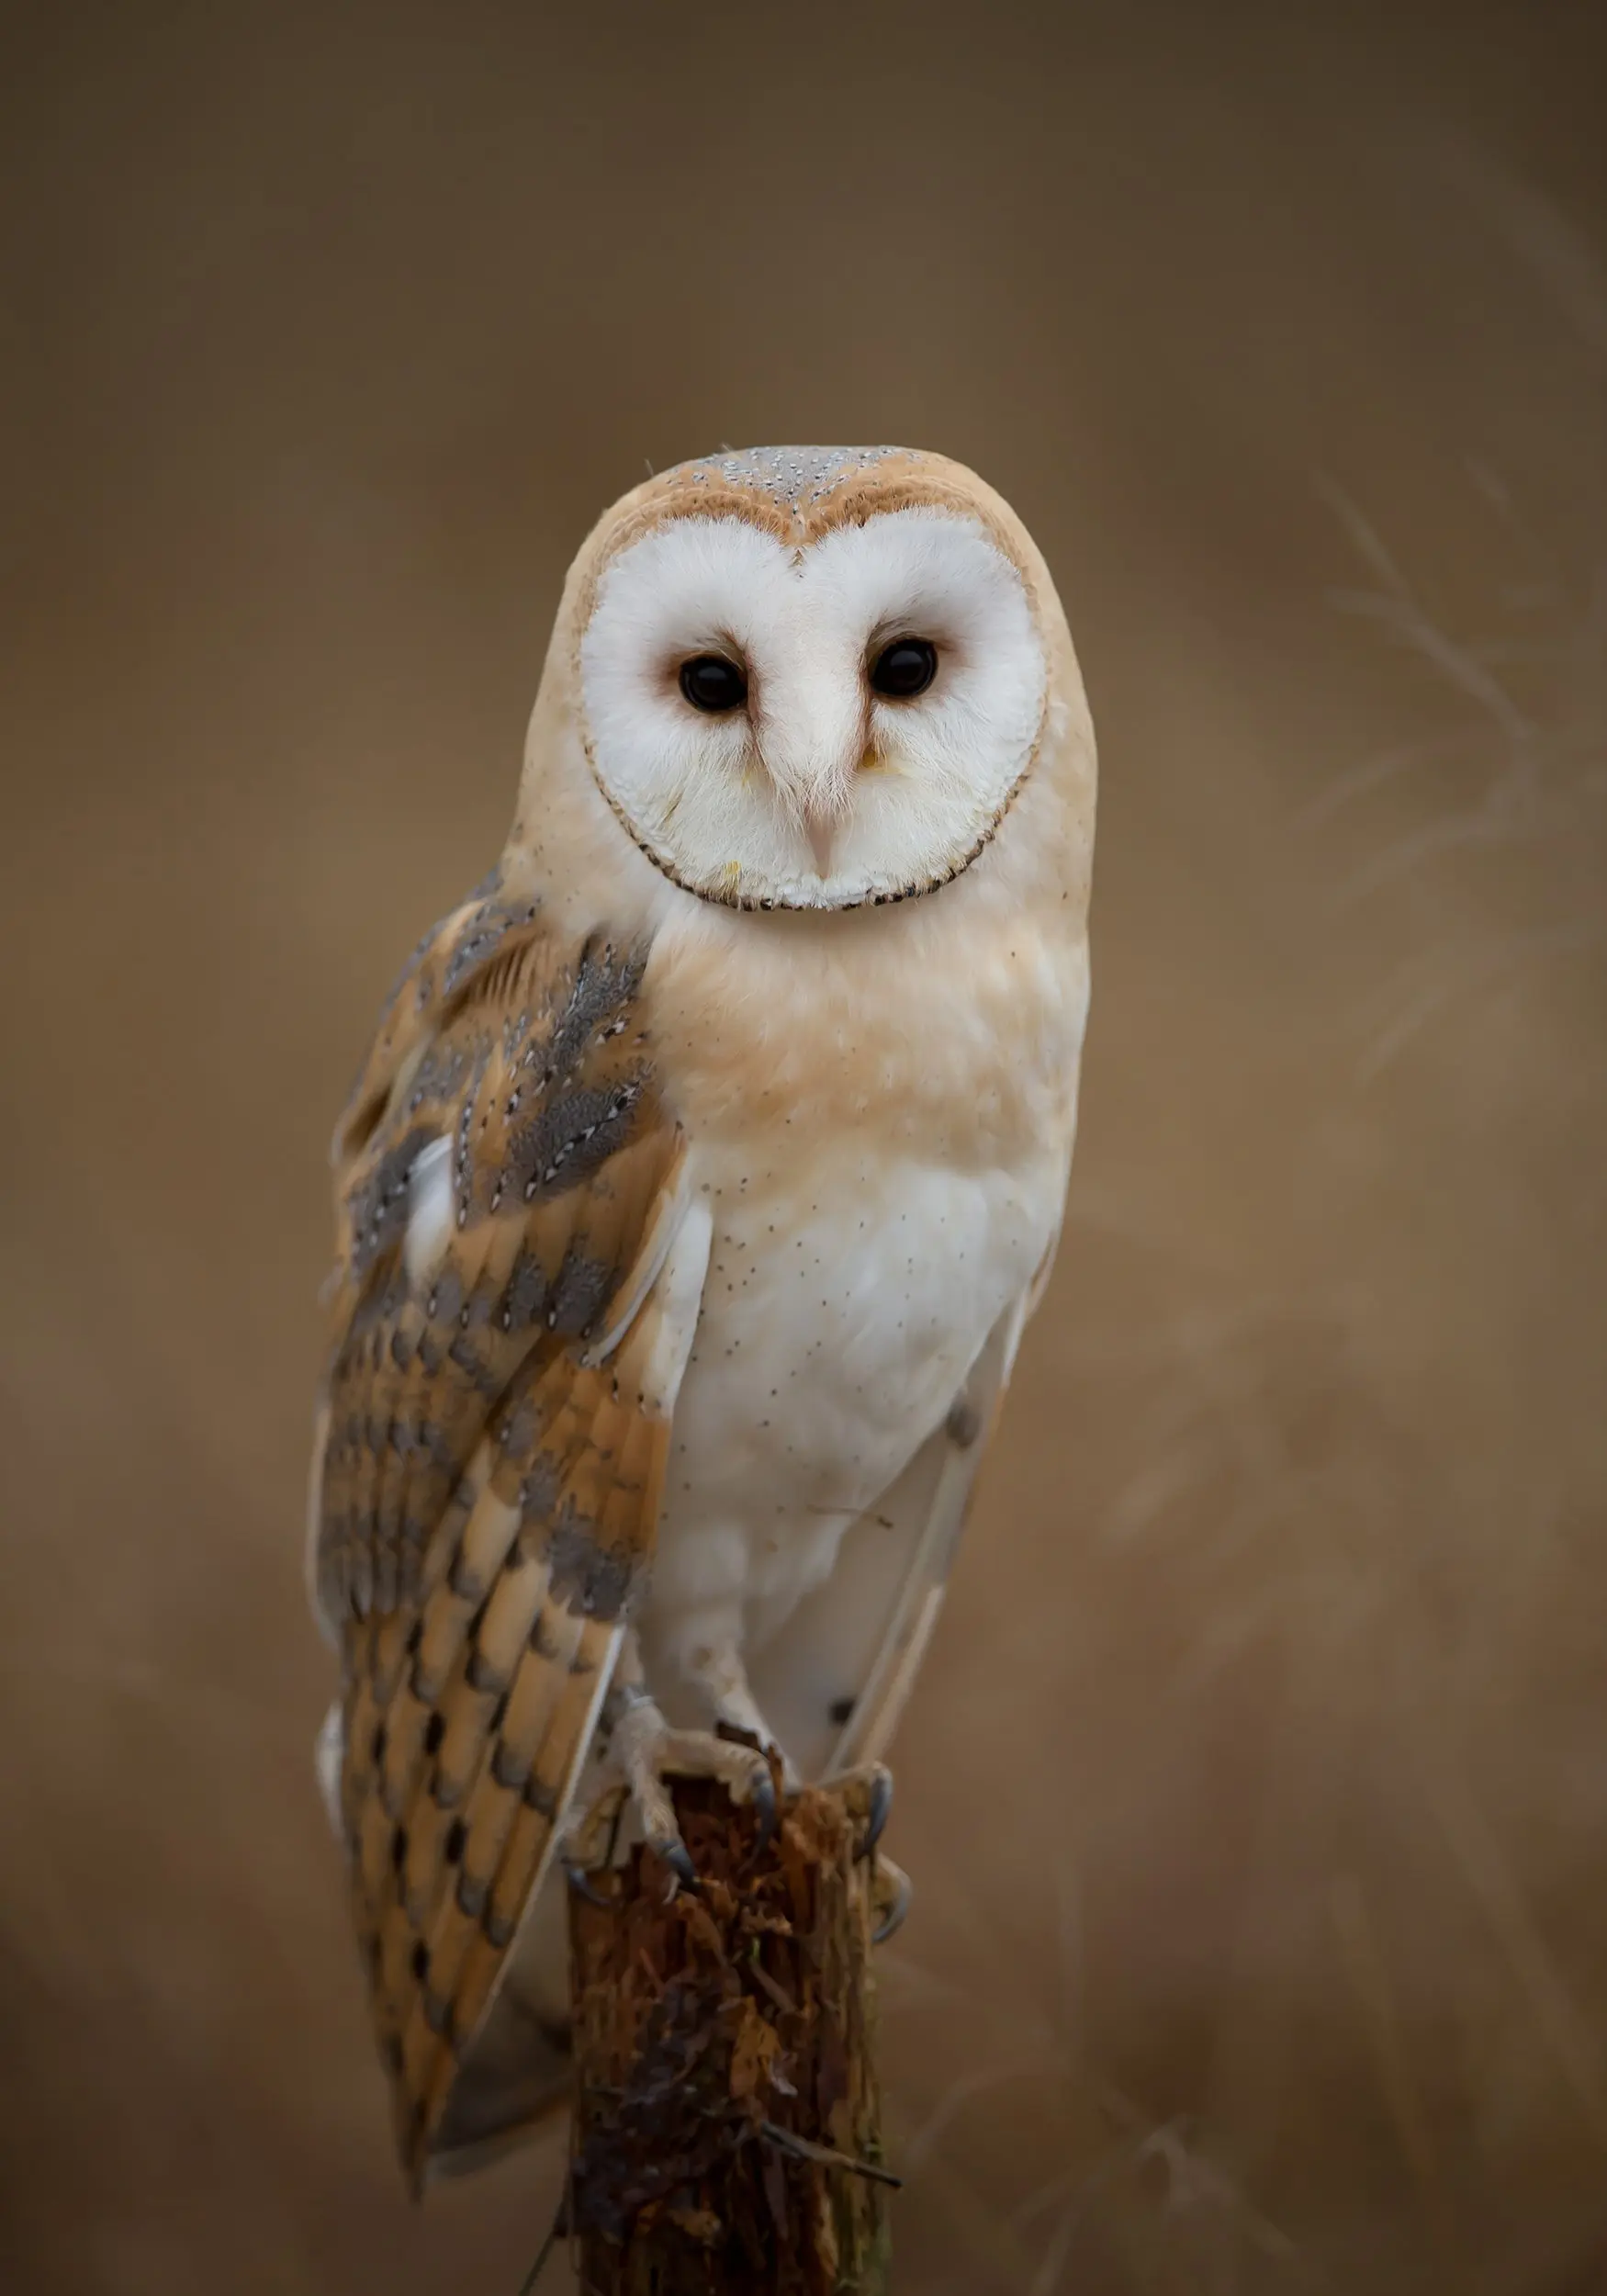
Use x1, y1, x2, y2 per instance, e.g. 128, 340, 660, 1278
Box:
444, 1818, 466, 1864
491, 1740, 529, 1791
550, 1244, 614, 1336
424, 1713, 445, 1754
945, 1399, 983, 1448
545, 1497, 637, 1623
500, 1251, 549, 1334
448, 1547, 485, 1602
466, 1645, 505, 1694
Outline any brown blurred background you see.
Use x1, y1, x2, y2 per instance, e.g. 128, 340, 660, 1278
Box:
3, 3, 1605, 2290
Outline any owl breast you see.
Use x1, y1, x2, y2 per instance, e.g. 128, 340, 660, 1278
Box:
637, 1131, 1064, 1695
630, 892, 1087, 1728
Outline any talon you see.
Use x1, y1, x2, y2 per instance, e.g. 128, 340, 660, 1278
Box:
649, 1835, 701, 1896
748, 1765, 779, 1859
871, 1863, 911, 1945
564, 1861, 613, 1909
856, 1766, 893, 1861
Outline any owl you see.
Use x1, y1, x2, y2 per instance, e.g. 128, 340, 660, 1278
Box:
309, 445, 1096, 2189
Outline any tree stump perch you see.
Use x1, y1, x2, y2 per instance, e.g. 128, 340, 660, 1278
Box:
566, 1771, 896, 2293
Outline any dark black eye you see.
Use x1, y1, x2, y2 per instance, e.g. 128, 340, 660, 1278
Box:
869, 636, 938, 699
679, 654, 747, 713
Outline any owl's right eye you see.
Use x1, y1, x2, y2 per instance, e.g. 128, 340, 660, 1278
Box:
679, 654, 748, 713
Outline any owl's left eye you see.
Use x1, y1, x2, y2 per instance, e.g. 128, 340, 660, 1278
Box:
869, 636, 938, 699
679, 654, 748, 713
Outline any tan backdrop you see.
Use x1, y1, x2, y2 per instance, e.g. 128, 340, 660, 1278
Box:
3, 4, 1604, 2290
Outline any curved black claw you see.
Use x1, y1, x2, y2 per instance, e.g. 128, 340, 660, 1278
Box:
564, 1861, 613, 1910
871, 1866, 912, 1946
855, 1767, 893, 1861
748, 1766, 779, 1860
647, 1833, 702, 1895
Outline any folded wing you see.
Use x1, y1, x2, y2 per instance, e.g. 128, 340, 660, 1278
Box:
310, 880, 705, 2188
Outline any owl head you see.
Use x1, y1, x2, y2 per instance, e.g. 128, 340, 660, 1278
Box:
515, 445, 1093, 921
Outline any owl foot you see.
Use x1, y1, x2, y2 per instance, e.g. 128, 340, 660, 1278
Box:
566, 1684, 777, 1900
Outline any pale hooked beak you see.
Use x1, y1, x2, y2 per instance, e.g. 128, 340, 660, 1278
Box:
802, 801, 837, 880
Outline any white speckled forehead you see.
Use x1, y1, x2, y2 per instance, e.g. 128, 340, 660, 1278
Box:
669, 445, 908, 521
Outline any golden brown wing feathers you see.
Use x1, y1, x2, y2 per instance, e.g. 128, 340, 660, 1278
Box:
313, 877, 696, 2185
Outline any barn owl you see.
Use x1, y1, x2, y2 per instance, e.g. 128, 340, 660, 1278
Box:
309, 445, 1096, 2189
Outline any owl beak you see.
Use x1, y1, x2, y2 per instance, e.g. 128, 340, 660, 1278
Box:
802, 802, 837, 880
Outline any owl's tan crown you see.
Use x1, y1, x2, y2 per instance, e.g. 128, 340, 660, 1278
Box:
640, 443, 976, 540
568, 444, 1040, 642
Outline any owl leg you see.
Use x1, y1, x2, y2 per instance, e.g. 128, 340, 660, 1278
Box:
563, 1634, 778, 1895
683, 1630, 801, 1794
610, 1685, 779, 1889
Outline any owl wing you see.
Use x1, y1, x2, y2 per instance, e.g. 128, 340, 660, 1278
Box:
749, 1229, 1063, 1788
310, 878, 709, 2190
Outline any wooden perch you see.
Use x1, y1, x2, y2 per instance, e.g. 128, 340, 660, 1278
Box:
565, 1770, 896, 2293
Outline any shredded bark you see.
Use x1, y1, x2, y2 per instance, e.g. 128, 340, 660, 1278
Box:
568, 1771, 894, 2293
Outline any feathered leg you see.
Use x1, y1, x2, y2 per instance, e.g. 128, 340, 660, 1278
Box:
562, 1630, 777, 1889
